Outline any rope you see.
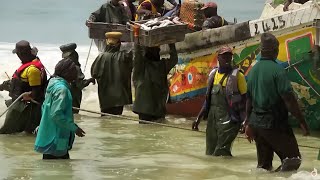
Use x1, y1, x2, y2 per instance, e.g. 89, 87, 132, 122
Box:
84, 39, 93, 73
0, 92, 30, 118
26, 100, 320, 150
72, 107, 319, 150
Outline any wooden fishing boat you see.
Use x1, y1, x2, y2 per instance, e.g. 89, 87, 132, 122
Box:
163, 0, 320, 130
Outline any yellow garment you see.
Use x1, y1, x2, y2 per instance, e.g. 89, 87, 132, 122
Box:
135, 0, 157, 21
213, 71, 247, 95
20, 59, 42, 86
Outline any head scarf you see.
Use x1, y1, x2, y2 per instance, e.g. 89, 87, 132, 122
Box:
54, 58, 77, 82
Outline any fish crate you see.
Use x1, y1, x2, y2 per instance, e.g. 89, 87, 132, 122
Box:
88, 22, 131, 42
129, 22, 188, 47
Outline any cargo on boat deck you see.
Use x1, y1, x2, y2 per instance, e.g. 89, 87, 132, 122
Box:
88, 22, 131, 42
128, 17, 188, 47
179, 0, 205, 31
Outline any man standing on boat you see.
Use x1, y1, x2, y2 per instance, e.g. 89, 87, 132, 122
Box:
91, 32, 133, 115
59, 43, 95, 114
243, 33, 310, 171
0, 40, 47, 134
192, 46, 247, 156
201, 2, 231, 30
135, 0, 165, 20
283, 0, 309, 11
86, 0, 129, 52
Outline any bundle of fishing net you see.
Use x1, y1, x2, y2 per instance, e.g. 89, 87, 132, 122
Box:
179, 0, 205, 31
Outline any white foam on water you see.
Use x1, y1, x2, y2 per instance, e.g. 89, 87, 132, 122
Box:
0, 42, 100, 124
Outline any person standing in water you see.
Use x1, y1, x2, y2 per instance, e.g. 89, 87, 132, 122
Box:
192, 46, 247, 156
91, 32, 133, 115
0, 40, 47, 134
244, 33, 310, 171
35, 59, 85, 160
132, 41, 178, 122
59, 43, 95, 114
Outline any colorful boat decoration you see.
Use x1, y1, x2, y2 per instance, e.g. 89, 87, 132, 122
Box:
164, 0, 320, 130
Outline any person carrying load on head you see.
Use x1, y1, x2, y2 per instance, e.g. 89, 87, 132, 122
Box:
34, 58, 86, 160
135, 0, 165, 20
192, 46, 247, 156
132, 36, 178, 122
86, 0, 129, 52
201, 2, 231, 30
59, 43, 95, 114
283, 0, 309, 11
91, 32, 133, 115
243, 33, 310, 172
0, 40, 47, 134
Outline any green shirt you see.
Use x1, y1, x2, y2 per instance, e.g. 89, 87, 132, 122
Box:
247, 59, 292, 129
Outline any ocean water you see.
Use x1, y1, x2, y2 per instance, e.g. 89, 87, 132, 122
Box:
1, 1, 320, 180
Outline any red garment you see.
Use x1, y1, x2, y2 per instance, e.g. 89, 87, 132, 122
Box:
13, 59, 44, 78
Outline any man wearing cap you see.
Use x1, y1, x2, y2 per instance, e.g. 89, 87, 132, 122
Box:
201, 2, 231, 30
132, 42, 177, 122
243, 33, 310, 171
0, 40, 47, 134
91, 32, 133, 115
86, 0, 129, 52
283, 0, 309, 11
59, 43, 95, 114
192, 46, 247, 156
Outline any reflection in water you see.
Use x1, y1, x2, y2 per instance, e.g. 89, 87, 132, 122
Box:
0, 110, 319, 179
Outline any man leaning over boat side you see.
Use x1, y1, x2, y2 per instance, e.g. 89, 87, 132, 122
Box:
0, 40, 47, 134
59, 43, 95, 114
243, 33, 310, 172
86, 0, 129, 52
91, 32, 133, 115
201, 2, 231, 30
283, 0, 309, 11
192, 46, 247, 156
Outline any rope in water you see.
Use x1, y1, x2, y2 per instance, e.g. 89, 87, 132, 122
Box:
73, 107, 320, 150
83, 39, 93, 73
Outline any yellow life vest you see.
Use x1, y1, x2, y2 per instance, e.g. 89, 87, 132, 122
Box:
135, 0, 157, 21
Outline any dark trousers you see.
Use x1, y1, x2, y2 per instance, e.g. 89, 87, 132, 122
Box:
43, 152, 70, 160
252, 127, 301, 171
138, 113, 162, 124
101, 106, 124, 116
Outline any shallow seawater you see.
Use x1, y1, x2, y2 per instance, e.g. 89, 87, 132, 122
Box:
0, 107, 319, 180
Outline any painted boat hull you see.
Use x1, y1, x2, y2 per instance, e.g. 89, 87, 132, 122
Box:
164, 2, 320, 129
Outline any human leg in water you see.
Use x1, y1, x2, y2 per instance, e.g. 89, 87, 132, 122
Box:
253, 127, 301, 171
43, 152, 70, 160
101, 106, 124, 116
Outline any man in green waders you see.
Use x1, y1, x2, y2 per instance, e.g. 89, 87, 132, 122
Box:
244, 33, 310, 172
132, 42, 178, 122
91, 32, 133, 115
0, 40, 47, 134
59, 43, 95, 114
192, 46, 247, 156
